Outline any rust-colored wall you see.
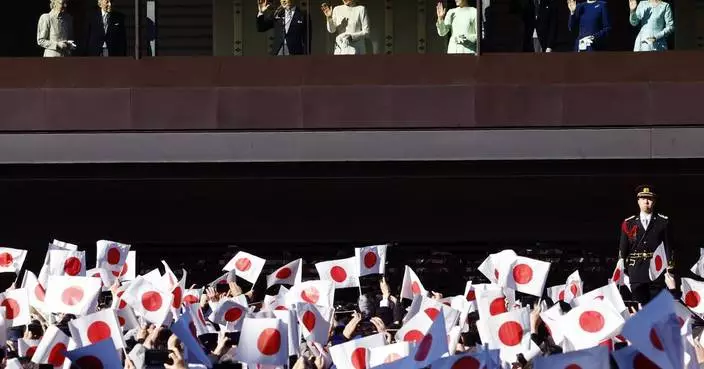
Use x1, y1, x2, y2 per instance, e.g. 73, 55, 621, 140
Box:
0, 52, 702, 131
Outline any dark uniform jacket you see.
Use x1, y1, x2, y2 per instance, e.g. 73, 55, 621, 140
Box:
618, 213, 673, 283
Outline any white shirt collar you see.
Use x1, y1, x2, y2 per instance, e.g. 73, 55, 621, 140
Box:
640, 211, 653, 220
101, 9, 109, 17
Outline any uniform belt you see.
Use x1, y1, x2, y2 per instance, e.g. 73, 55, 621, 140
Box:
627, 252, 653, 266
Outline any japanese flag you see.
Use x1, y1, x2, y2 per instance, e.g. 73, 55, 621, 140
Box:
369, 341, 411, 367
573, 283, 627, 316
547, 284, 566, 303
186, 302, 211, 337
114, 250, 136, 281
296, 303, 334, 345
475, 286, 509, 321
429, 352, 488, 369
286, 280, 335, 308
183, 288, 203, 305
330, 333, 386, 369
315, 257, 360, 289
482, 308, 533, 360
0, 247, 27, 273
170, 311, 213, 368
223, 251, 266, 284
400, 265, 427, 300
31, 325, 70, 367
210, 299, 248, 332
621, 290, 682, 369
611, 259, 626, 286
0, 288, 30, 326
478, 249, 518, 284
234, 317, 289, 366
47, 250, 86, 278
274, 309, 300, 357
68, 308, 125, 349
564, 270, 583, 303
464, 281, 477, 305
22, 271, 46, 312
265, 286, 291, 312
355, 244, 387, 276
86, 268, 114, 290
45, 276, 101, 316
532, 345, 609, 369
116, 306, 140, 332
612, 344, 661, 369
690, 254, 704, 278
121, 276, 173, 326
681, 278, 704, 314
38, 242, 78, 286
408, 309, 449, 367
396, 310, 433, 343
650, 242, 668, 281
540, 302, 566, 345
18, 338, 40, 358
168, 268, 187, 310
560, 300, 625, 350
63, 336, 122, 369
96, 240, 130, 271
267, 259, 303, 288
403, 295, 460, 332
504, 256, 551, 297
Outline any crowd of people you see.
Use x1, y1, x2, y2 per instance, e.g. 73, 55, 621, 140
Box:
36, 0, 675, 57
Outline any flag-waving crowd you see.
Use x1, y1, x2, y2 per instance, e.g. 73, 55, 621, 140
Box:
4, 240, 704, 369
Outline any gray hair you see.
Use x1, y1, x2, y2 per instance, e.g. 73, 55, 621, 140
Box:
49, 0, 64, 10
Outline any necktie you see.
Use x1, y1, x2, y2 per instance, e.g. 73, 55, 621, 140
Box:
103, 13, 109, 33
644, 218, 649, 228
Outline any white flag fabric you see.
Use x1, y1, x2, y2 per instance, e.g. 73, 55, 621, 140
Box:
116, 306, 140, 332
21, 270, 46, 312
223, 251, 266, 284
210, 299, 248, 332
403, 295, 460, 333
681, 278, 704, 314
121, 276, 173, 326
400, 265, 427, 300
86, 267, 114, 291
95, 240, 130, 272
611, 259, 626, 286
31, 325, 70, 366
267, 259, 303, 288
183, 288, 203, 305
273, 309, 300, 357
330, 333, 386, 369
547, 284, 566, 303
464, 281, 477, 307
186, 302, 211, 337
564, 270, 583, 303
44, 276, 101, 316
475, 287, 508, 320
690, 254, 704, 278
63, 336, 122, 369
296, 303, 334, 345
0, 288, 30, 326
355, 245, 387, 276
478, 250, 517, 284
264, 286, 290, 312
395, 310, 433, 343
170, 311, 213, 368
532, 345, 610, 369
368, 341, 411, 367
408, 308, 448, 367
315, 257, 360, 289
18, 338, 40, 358
68, 308, 125, 349
47, 249, 86, 278
573, 283, 627, 316
540, 303, 566, 345
0, 247, 27, 273
38, 242, 78, 287
560, 300, 625, 350
504, 256, 551, 297
650, 242, 668, 281
482, 307, 534, 362
114, 250, 136, 280
234, 317, 289, 366
285, 280, 335, 308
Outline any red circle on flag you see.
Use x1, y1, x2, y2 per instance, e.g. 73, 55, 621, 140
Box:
274, 305, 288, 311
424, 307, 440, 321
184, 295, 199, 305
63, 257, 82, 276
118, 316, 126, 326
594, 295, 605, 301
558, 290, 565, 301
330, 266, 348, 283
257, 328, 281, 355
613, 269, 621, 282
76, 355, 104, 369
0, 253, 13, 267
301, 287, 320, 304
364, 252, 378, 269
61, 286, 85, 306
141, 291, 163, 312
302, 310, 316, 331
172, 287, 183, 308
685, 291, 700, 308
411, 281, 421, 295
113, 263, 129, 277
565, 365, 582, 369
87, 321, 112, 343
117, 291, 127, 309
450, 356, 481, 369
235, 258, 251, 272
494, 269, 499, 280
650, 328, 664, 351
350, 347, 367, 369
678, 316, 685, 327
107, 247, 121, 265
489, 297, 507, 316
578, 311, 605, 333
655, 255, 663, 271
225, 307, 243, 322
466, 290, 476, 301
384, 353, 401, 364
25, 346, 37, 359
633, 353, 659, 369
497, 321, 523, 346
414, 334, 433, 362
512, 264, 533, 284
403, 329, 424, 342
48, 343, 67, 366
275, 267, 292, 279
1, 298, 19, 319
570, 283, 579, 296
599, 339, 613, 352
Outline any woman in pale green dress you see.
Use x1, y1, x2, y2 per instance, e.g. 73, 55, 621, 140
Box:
628, 0, 674, 51
436, 0, 478, 54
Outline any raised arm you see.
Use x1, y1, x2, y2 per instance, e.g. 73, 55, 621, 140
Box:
567, 0, 578, 32
628, 0, 640, 26
255, 0, 274, 32
436, 3, 451, 36
322, 3, 337, 34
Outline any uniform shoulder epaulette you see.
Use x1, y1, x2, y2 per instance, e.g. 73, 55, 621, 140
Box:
658, 213, 668, 219
624, 215, 635, 221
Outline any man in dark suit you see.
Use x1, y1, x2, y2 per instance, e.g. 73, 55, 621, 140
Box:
535, 0, 574, 51
256, 0, 311, 56
83, 0, 127, 56
619, 185, 675, 304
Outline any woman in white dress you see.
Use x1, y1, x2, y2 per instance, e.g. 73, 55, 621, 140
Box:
436, 0, 478, 54
628, 0, 674, 51
37, 0, 76, 57
321, 0, 370, 55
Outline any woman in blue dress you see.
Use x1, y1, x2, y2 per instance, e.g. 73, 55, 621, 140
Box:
629, 0, 674, 51
567, 0, 611, 51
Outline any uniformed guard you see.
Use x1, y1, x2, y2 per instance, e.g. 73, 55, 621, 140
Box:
618, 185, 674, 304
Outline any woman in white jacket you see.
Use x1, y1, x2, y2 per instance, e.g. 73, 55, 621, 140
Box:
321, 0, 370, 55
436, 0, 478, 54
